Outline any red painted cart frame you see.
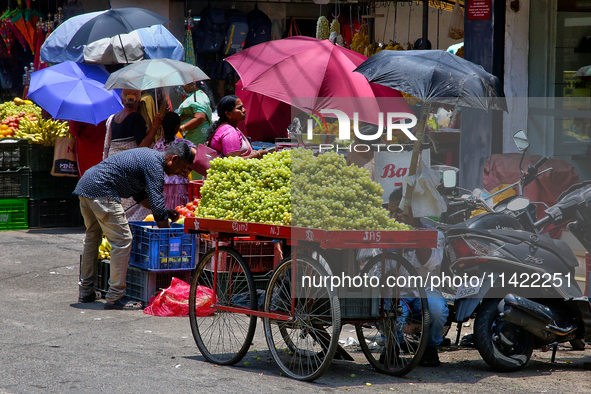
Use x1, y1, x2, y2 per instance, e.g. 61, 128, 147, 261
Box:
184, 217, 437, 249
185, 217, 436, 319
184, 217, 438, 380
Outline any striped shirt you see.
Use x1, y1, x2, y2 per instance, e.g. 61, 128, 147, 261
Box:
74, 148, 168, 221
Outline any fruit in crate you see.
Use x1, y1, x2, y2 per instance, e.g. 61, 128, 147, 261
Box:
98, 236, 112, 260
0, 124, 13, 138
291, 149, 411, 231
0, 100, 42, 138
196, 150, 291, 225
13, 118, 69, 146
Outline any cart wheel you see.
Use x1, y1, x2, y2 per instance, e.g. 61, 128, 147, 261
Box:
355, 252, 430, 376
189, 246, 257, 365
263, 256, 341, 381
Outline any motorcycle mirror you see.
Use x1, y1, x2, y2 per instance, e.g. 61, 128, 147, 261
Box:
513, 129, 530, 151
442, 170, 457, 188
507, 197, 530, 211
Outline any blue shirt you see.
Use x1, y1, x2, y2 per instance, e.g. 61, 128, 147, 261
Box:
74, 148, 168, 221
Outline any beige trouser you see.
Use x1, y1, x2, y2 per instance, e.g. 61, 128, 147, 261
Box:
78, 196, 133, 303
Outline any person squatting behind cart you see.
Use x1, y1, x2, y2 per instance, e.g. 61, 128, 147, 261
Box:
74, 143, 194, 310
388, 187, 448, 367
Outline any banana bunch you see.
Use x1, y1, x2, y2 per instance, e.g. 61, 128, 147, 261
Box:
350, 25, 369, 54
99, 236, 111, 260
316, 16, 329, 40
14, 118, 69, 146
367, 42, 383, 57
384, 41, 405, 51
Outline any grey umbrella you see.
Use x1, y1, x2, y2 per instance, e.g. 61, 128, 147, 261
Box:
104, 58, 209, 91
355, 50, 508, 213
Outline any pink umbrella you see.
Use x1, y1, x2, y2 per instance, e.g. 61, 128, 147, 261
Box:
225, 36, 410, 126
235, 79, 294, 142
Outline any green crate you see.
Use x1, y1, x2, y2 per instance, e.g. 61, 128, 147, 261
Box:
0, 198, 28, 231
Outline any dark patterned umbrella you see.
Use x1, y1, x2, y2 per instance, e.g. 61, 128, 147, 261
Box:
66, 7, 169, 49
355, 50, 508, 213
354, 49, 507, 112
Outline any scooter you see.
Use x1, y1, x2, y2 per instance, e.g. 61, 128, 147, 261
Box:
421, 130, 551, 343
438, 148, 591, 370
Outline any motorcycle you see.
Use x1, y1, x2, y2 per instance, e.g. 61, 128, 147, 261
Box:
434, 137, 591, 370
422, 130, 552, 343
423, 131, 591, 371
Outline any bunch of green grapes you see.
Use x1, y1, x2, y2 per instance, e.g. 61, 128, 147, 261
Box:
0, 101, 42, 121
291, 149, 411, 231
196, 150, 292, 226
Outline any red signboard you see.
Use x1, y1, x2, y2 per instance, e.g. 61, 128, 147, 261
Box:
467, 0, 491, 20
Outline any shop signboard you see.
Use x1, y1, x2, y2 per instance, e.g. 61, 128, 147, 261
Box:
467, 0, 491, 20
375, 149, 430, 203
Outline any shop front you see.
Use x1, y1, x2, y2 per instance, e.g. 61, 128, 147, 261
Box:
529, 0, 591, 182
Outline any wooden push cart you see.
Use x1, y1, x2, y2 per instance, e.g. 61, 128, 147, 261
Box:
184, 218, 437, 381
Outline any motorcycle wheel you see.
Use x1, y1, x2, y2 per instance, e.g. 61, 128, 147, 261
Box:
474, 299, 534, 372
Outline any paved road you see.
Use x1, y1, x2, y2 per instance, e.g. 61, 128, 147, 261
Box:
1, 228, 589, 394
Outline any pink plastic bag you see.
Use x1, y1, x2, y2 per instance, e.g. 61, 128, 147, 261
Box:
143, 277, 214, 317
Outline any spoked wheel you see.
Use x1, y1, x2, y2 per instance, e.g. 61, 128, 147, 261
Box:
189, 246, 257, 365
355, 252, 430, 376
263, 256, 341, 381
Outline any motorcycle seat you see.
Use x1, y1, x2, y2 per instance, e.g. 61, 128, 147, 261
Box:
420, 217, 467, 233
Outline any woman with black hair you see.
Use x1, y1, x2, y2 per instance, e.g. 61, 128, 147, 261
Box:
152, 112, 196, 209
177, 81, 213, 146
206, 95, 269, 159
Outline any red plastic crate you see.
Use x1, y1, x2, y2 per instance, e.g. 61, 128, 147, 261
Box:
188, 180, 204, 200
199, 235, 281, 272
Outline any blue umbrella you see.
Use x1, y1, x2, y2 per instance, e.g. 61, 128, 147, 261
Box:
28, 61, 123, 125
40, 10, 106, 63
41, 14, 182, 64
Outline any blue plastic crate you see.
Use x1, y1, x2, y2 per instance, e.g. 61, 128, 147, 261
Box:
129, 221, 197, 271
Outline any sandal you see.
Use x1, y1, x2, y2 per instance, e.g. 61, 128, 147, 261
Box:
78, 291, 97, 303
104, 296, 143, 310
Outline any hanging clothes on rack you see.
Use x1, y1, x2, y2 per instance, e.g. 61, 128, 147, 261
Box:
33, 21, 48, 70
183, 11, 196, 66
0, 20, 15, 54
